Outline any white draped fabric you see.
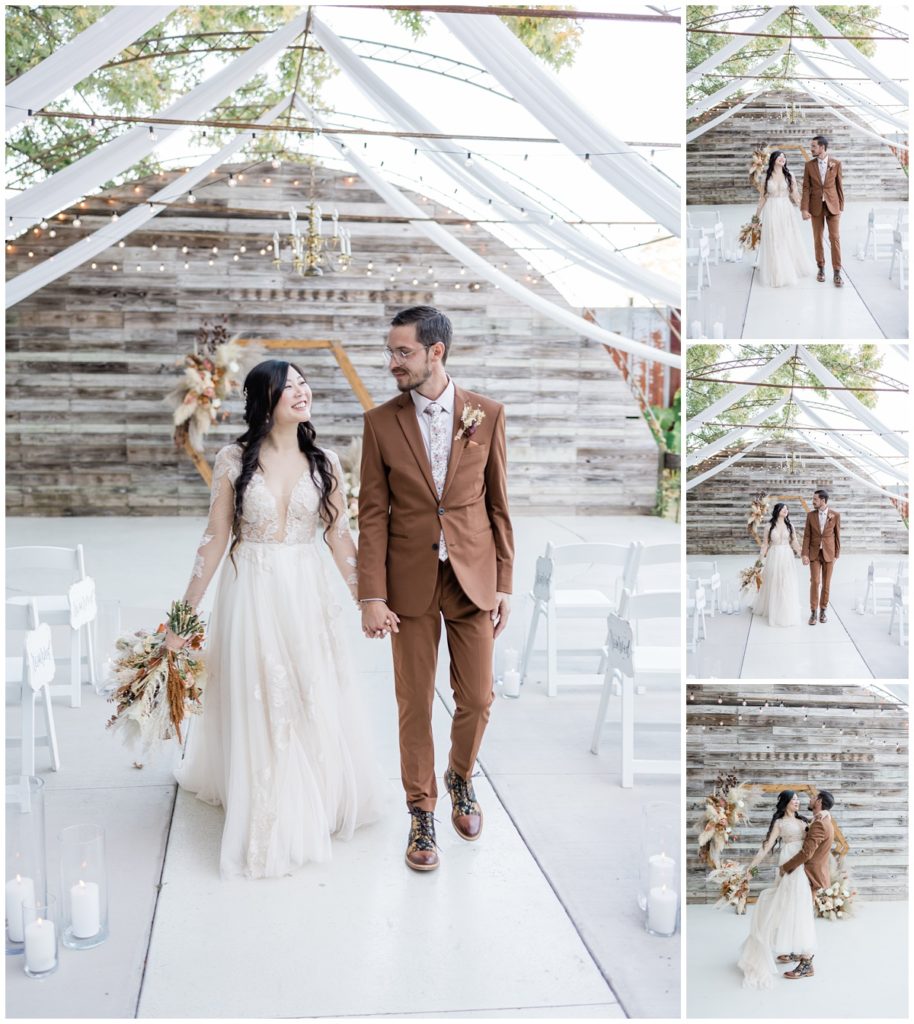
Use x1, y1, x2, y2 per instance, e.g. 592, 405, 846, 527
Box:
309, 17, 677, 306
686, 6, 787, 85
5, 7, 175, 131
686, 45, 788, 120
794, 81, 909, 150
295, 97, 680, 369
686, 88, 765, 142
686, 348, 795, 430
796, 432, 908, 501
798, 6, 908, 105
797, 347, 908, 455
794, 399, 909, 484
5, 97, 292, 309
794, 50, 908, 132
685, 397, 789, 468
6, 10, 308, 234
685, 439, 762, 490
439, 13, 680, 236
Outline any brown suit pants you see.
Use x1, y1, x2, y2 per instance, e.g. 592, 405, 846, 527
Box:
809, 551, 835, 610
390, 559, 494, 811
811, 209, 841, 271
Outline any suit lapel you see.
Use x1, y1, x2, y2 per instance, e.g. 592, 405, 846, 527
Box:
441, 385, 467, 501
395, 395, 438, 500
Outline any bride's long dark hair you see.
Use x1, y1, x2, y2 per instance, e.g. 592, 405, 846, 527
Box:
768, 502, 794, 541
764, 150, 794, 193
762, 789, 810, 850
229, 359, 335, 565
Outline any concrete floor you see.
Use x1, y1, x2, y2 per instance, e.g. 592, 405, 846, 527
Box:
686, 900, 908, 1017
6, 513, 681, 1019
687, 202, 909, 339
686, 553, 909, 680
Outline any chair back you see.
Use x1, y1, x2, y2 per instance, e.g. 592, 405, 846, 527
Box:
638, 543, 681, 568
539, 541, 637, 603
620, 588, 681, 622
689, 559, 719, 577
6, 545, 86, 598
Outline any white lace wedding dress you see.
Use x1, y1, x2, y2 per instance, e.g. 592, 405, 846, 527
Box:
756, 172, 810, 288
752, 523, 801, 627
174, 444, 383, 878
738, 816, 817, 989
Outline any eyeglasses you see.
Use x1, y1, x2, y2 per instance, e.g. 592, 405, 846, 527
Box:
382, 345, 423, 366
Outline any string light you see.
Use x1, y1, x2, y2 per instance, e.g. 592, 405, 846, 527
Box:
211, 246, 219, 254
208, 258, 214, 266
187, 192, 196, 204
148, 126, 158, 141
159, 263, 165, 272
271, 155, 281, 169
72, 217, 82, 228
110, 264, 117, 271
90, 262, 97, 269
48, 229, 56, 238
228, 174, 237, 188
40, 219, 49, 229
232, 254, 239, 262
135, 264, 142, 272
183, 261, 189, 270
28, 251, 34, 258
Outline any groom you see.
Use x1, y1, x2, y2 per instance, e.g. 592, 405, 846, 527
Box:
358, 306, 514, 872
802, 489, 840, 625
778, 790, 836, 979
801, 135, 845, 288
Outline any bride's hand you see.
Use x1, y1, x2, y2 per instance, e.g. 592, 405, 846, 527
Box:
164, 627, 188, 652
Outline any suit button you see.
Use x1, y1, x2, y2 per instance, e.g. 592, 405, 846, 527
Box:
438, 507, 445, 516
432, 543, 439, 551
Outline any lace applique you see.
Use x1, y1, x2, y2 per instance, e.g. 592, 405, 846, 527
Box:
191, 534, 215, 579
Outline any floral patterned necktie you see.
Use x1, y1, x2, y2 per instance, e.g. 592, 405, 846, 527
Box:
424, 403, 449, 562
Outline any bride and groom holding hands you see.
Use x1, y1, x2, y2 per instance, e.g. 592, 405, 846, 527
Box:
168, 305, 514, 878
753, 489, 841, 628
753, 135, 845, 289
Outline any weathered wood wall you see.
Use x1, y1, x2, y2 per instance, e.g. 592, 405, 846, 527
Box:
686, 439, 908, 554
687, 684, 909, 902
687, 89, 909, 205
6, 163, 661, 516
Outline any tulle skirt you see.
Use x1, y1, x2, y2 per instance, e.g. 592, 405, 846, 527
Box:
757, 197, 811, 288
738, 840, 818, 989
752, 545, 801, 627
175, 541, 384, 879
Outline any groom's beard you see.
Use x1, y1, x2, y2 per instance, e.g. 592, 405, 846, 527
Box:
391, 361, 433, 392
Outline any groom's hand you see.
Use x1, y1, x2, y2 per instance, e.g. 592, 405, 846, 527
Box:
361, 601, 400, 639
491, 593, 511, 639
802, 211, 811, 221
779, 866, 787, 877
802, 556, 810, 566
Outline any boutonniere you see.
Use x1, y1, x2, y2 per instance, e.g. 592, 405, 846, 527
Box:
454, 402, 485, 442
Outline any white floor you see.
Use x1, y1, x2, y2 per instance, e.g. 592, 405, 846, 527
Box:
686, 553, 909, 679
686, 901, 909, 1018
6, 513, 681, 1019
687, 202, 909, 339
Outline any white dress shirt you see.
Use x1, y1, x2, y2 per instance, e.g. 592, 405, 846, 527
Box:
817, 157, 828, 183
817, 506, 828, 549
411, 377, 456, 465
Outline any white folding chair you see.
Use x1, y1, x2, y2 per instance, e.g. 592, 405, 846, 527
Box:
863, 559, 903, 615
864, 208, 896, 261
6, 599, 61, 776
888, 579, 908, 646
686, 578, 708, 651
688, 210, 724, 264
590, 590, 680, 787
689, 560, 721, 616
6, 545, 98, 707
520, 541, 639, 697
686, 234, 712, 303
889, 227, 907, 291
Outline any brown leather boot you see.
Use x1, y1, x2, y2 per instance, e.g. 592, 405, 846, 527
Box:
785, 955, 814, 979
443, 766, 483, 841
816, 266, 825, 283
776, 953, 800, 963
834, 271, 843, 287
808, 610, 817, 625
819, 608, 827, 623
405, 807, 439, 872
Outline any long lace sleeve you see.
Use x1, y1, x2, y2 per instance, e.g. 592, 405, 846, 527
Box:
325, 449, 359, 605
760, 525, 771, 558
748, 819, 780, 871
182, 445, 238, 609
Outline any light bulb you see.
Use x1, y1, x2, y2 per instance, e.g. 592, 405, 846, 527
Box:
228, 174, 237, 188
72, 218, 82, 228
159, 263, 165, 272
90, 262, 97, 269
239, 245, 246, 254
40, 219, 49, 229
49, 229, 56, 238
183, 261, 189, 270
181, 246, 188, 254
148, 125, 158, 141
187, 192, 196, 204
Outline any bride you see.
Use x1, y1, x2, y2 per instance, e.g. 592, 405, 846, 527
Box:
753, 502, 801, 627
753, 151, 810, 288
738, 790, 816, 988
168, 359, 382, 878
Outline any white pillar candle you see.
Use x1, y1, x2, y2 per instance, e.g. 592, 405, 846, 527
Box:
648, 852, 676, 891
712, 321, 724, 339
647, 884, 677, 935
70, 880, 100, 939
502, 669, 520, 698
502, 647, 519, 672
6, 875, 36, 943
690, 320, 702, 339
24, 916, 56, 973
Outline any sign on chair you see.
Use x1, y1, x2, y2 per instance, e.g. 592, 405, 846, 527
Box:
533, 556, 553, 602
25, 623, 55, 690
607, 613, 634, 678
68, 577, 97, 629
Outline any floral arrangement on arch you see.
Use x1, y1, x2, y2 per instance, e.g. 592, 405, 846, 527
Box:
747, 492, 770, 543
707, 859, 756, 915
166, 320, 244, 453
697, 772, 758, 868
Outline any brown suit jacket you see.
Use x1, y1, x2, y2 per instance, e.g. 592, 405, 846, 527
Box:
801, 508, 841, 562
801, 158, 844, 217
782, 814, 835, 894
358, 383, 514, 617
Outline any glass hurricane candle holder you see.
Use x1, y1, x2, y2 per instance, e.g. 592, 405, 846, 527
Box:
6, 776, 47, 954
59, 824, 108, 949
22, 896, 58, 977
638, 802, 678, 912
